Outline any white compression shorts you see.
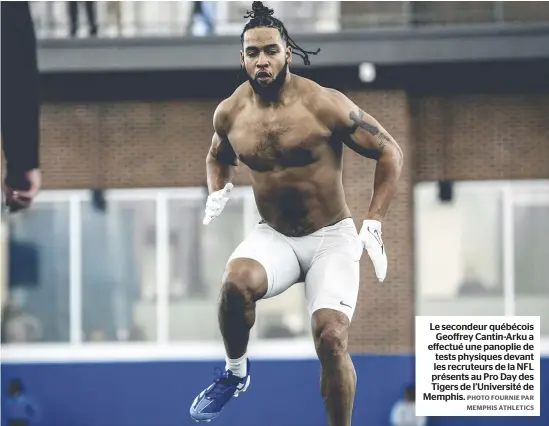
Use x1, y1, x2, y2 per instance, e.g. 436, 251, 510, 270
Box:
227, 218, 363, 322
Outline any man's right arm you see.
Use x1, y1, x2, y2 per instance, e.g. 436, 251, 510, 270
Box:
205, 102, 238, 194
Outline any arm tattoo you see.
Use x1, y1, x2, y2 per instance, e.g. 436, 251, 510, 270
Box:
349, 109, 391, 150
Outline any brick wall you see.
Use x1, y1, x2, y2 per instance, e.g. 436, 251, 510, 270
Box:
37, 91, 549, 354
342, 92, 414, 353
413, 94, 549, 181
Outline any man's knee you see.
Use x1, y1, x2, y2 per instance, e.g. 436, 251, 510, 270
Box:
316, 326, 348, 357
313, 309, 350, 358
221, 258, 268, 302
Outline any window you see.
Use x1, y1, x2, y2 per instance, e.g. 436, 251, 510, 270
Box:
2, 187, 313, 357
81, 197, 157, 342
167, 192, 248, 341
3, 200, 70, 343
415, 180, 549, 336
512, 189, 549, 335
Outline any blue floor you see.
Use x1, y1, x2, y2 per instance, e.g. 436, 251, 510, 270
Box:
2, 355, 547, 426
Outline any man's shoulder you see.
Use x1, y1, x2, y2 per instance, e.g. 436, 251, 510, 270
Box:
219, 82, 250, 109
316, 85, 348, 106
297, 78, 350, 126
214, 83, 250, 131
295, 75, 328, 100
295, 77, 344, 108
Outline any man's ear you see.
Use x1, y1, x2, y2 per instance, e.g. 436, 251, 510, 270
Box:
240, 50, 245, 68
286, 46, 292, 65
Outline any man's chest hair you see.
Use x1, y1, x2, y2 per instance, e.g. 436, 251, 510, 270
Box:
230, 105, 332, 172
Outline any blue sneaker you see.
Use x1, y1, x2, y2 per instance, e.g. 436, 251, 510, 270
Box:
189, 360, 251, 422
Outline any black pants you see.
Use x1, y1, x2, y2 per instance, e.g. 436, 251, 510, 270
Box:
68, 1, 98, 36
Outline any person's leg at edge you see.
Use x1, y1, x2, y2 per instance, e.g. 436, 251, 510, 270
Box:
312, 308, 357, 426
218, 257, 268, 377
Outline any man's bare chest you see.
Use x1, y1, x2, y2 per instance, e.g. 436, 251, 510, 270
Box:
228, 108, 331, 172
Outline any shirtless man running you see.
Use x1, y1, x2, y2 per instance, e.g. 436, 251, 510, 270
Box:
190, 2, 403, 425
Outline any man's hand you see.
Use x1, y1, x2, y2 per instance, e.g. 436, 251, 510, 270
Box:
3, 169, 42, 212
203, 183, 234, 225
359, 219, 387, 282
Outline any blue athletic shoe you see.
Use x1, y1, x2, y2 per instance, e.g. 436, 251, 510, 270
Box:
189, 360, 251, 422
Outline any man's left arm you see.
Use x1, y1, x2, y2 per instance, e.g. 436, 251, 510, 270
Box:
324, 89, 404, 281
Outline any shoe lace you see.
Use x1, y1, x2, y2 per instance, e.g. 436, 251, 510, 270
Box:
207, 367, 235, 399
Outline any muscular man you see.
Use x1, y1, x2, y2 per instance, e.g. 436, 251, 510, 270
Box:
190, 2, 403, 425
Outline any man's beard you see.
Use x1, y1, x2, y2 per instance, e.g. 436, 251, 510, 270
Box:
246, 61, 289, 99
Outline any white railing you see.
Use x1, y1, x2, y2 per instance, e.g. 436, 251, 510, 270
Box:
30, 1, 546, 39
30, 1, 341, 39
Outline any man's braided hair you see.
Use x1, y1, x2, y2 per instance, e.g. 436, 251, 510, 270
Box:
241, 1, 320, 66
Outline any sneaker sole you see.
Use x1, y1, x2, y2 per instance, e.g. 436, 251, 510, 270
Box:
191, 375, 251, 422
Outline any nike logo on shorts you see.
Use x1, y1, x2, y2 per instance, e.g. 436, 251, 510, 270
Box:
340, 301, 352, 309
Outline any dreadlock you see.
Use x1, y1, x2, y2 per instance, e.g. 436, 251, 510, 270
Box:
241, 1, 320, 66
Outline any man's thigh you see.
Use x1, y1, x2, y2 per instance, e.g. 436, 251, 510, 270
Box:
303, 220, 362, 322
228, 223, 301, 299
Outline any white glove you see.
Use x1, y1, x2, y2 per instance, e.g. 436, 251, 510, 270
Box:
203, 183, 234, 225
359, 219, 388, 282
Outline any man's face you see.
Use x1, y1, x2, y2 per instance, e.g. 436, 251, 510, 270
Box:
241, 27, 292, 94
